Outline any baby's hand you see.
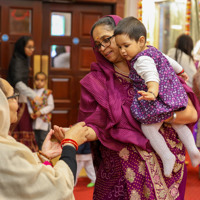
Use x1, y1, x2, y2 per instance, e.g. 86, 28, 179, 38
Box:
179, 72, 189, 82
138, 90, 156, 101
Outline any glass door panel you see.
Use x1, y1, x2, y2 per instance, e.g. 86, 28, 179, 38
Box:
9, 8, 32, 34
51, 45, 71, 68
51, 12, 71, 36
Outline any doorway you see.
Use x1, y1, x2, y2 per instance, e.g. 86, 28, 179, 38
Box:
0, 0, 117, 126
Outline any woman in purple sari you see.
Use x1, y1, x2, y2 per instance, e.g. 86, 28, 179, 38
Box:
78, 15, 200, 199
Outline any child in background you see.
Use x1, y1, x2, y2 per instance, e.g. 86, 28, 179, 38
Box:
28, 72, 54, 150
114, 16, 200, 177
76, 142, 96, 187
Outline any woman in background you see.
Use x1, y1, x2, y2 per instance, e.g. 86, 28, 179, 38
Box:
7, 36, 41, 151
167, 34, 197, 88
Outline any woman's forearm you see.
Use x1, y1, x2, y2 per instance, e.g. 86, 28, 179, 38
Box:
86, 127, 98, 141
165, 98, 198, 124
15, 81, 36, 99
59, 145, 77, 181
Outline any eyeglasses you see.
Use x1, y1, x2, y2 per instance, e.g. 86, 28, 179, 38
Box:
25, 46, 35, 51
94, 35, 114, 51
7, 93, 19, 102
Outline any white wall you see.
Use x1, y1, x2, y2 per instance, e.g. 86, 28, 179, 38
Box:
124, 0, 138, 17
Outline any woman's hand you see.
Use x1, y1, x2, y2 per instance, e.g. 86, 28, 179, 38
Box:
30, 113, 36, 119
64, 122, 89, 145
86, 127, 98, 141
164, 97, 198, 124
41, 129, 62, 159
54, 122, 89, 145
53, 125, 65, 142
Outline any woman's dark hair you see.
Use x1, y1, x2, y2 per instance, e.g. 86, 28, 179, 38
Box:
91, 16, 116, 37
114, 16, 146, 42
55, 46, 66, 56
174, 34, 194, 61
14, 36, 33, 58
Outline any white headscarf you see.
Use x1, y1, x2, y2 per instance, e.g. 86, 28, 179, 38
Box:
0, 87, 75, 200
0, 89, 10, 138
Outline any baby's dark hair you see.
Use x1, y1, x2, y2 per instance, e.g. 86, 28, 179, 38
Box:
34, 71, 47, 80
114, 16, 146, 42
91, 16, 116, 37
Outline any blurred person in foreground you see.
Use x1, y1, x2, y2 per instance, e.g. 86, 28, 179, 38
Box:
0, 77, 89, 200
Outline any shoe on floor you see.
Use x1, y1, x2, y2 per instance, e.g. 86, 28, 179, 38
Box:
87, 182, 95, 187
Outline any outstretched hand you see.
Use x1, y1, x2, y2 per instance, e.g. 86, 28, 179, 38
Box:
41, 129, 62, 159
138, 90, 156, 101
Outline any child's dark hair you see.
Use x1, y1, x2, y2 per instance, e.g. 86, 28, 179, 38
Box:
114, 16, 146, 42
91, 16, 116, 37
174, 34, 194, 61
34, 72, 47, 80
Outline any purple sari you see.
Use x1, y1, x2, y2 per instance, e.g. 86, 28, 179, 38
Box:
78, 15, 200, 199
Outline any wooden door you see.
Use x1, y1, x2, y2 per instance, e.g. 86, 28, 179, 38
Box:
42, 3, 113, 127
0, 0, 42, 78
0, 0, 123, 127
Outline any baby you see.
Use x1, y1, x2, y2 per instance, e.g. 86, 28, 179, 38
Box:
114, 16, 200, 177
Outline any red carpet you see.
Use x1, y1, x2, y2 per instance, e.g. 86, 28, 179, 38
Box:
185, 152, 200, 200
74, 152, 200, 200
74, 177, 94, 200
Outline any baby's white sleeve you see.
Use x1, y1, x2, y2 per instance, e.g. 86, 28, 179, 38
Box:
163, 54, 183, 74
134, 56, 160, 84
